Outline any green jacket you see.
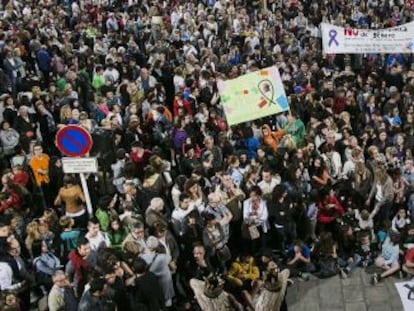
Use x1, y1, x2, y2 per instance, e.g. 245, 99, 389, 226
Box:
285, 119, 305, 147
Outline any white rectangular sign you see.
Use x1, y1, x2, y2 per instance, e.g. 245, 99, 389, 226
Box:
62, 157, 98, 174
395, 281, 414, 311
321, 22, 414, 54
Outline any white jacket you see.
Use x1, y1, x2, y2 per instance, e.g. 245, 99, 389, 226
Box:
243, 198, 269, 233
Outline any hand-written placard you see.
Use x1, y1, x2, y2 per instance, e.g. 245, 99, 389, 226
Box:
395, 281, 414, 311
217, 66, 289, 126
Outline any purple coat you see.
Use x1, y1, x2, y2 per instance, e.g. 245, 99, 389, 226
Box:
172, 129, 187, 151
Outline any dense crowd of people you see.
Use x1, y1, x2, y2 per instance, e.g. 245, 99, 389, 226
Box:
1, 0, 414, 310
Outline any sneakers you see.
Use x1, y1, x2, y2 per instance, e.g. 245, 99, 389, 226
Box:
301, 273, 310, 281
371, 273, 379, 285
340, 269, 348, 279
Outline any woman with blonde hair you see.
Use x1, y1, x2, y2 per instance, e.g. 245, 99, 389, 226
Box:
366, 168, 394, 223
40, 208, 60, 236
79, 111, 97, 133
25, 220, 42, 257
339, 111, 352, 130
59, 104, 72, 125
352, 162, 373, 206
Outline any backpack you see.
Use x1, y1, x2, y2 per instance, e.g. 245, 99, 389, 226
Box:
33, 257, 55, 288
317, 256, 339, 279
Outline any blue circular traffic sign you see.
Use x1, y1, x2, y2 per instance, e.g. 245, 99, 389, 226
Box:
56, 125, 93, 157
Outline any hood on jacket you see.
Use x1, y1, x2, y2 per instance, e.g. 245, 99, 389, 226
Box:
261, 124, 272, 137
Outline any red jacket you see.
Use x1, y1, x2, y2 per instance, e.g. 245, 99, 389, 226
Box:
68, 250, 89, 286
13, 171, 30, 187
173, 98, 192, 117
130, 149, 152, 179
317, 194, 344, 225
0, 191, 21, 213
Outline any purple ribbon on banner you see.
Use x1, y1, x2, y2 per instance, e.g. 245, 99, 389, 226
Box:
328, 29, 339, 47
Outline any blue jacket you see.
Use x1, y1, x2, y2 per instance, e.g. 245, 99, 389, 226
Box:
241, 137, 260, 159
37, 49, 51, 72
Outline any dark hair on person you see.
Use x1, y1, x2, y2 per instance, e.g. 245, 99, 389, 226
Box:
102, 264, 115, 276
175, 175, 187, 191
179, 192, 190, 202
31, 239, 44, 258
203, 213, 216, 223
88, 217, 100, 226
249, 185, 262, 197
33, 142, 42, 149
63, 174, 75, 185
315, 232, 335, 256
184, 144, 195, 153
89, 277, 105, 294
132, 257, 148, 274
272, 184, 287, 202
77, 236, 90, 248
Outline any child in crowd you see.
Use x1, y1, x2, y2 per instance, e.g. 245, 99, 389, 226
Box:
59, 216, 80, 262
357, 231, 376, 268
371, 232, 401, 284
286, 240, 312, 280
392, 207, 411, 233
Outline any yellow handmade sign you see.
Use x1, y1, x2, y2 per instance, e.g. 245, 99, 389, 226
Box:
217, 66, 289, 126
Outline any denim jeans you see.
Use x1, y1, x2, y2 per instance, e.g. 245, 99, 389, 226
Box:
338, 254, 362, 273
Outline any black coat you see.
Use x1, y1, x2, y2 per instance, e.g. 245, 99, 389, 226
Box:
128, 272, 164, 311
3, 107, 17, 125
13, 114, 37, 137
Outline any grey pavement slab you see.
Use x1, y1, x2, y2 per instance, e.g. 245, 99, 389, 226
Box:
286, 268, 404, 311
345, 302, 367, 311
364, 285, 389, 304
343, 285, 365, 302
367, 305, 393, 311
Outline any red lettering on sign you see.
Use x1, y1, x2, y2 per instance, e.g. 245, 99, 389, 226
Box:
344, 29, 359, 36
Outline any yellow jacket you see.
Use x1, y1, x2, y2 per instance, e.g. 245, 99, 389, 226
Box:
227, 256, 260, 287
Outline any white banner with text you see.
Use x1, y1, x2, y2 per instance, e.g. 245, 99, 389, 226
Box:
321, 22, 414, 54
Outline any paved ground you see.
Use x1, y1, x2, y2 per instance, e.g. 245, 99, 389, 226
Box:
286, 268, 405, 311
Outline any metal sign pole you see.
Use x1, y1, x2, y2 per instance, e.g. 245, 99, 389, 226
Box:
80, 173, 93, 217
56, 126, 95, 218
